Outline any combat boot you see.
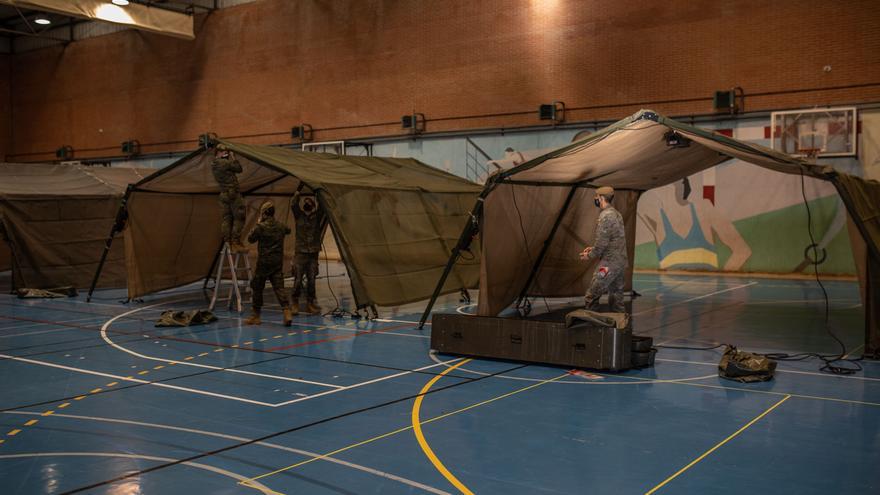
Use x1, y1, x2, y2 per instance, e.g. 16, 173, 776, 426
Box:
306, 299, 322, 315
283, 307, 293, 327
245, 309, 261, 326
290, 300, 300, 316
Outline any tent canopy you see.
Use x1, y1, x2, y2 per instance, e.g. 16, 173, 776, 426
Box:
0, 163, 148, 289
423, 109, 880, 357
120, 141, 482, 308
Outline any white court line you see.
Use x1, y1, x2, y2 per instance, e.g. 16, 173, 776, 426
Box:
656, 357, 880, 382
4, 411, 451, 495
331, 326, 430, 339
0, 352, 279, 407
632, 281, 758, 317
100, 302, 342, 389
0, 452, 277, 495
0, 315, 103, 332
374, 318, 431, 326
0, 328, 71, 339
271, 358, 463, 407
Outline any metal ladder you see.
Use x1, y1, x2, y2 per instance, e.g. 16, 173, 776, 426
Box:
209, 243, 253, 313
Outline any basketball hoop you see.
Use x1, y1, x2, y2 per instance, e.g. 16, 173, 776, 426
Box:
797, 148, 822, 160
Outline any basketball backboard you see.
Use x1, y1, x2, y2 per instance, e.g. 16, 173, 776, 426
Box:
770, 107, 857, 157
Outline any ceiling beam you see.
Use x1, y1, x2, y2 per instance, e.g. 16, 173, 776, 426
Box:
0, 0, 194, 39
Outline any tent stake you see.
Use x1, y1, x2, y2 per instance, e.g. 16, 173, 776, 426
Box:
514, 185, 578, 310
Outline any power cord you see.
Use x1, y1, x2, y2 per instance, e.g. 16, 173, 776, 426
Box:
759, 169, 861, 375
510, 186, 552, 315
319, 240, 356, 319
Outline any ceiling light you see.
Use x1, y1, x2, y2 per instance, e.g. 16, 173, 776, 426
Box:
111, 0, 130, 5
34, 14, 51, 25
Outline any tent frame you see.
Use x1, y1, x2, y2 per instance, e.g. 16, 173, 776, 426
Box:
419, 111, 880, 359
87, 146, 380, 314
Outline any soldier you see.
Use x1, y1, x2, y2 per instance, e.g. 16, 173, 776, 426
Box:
246, 201, 293, 326
211, 144, 247, 253
579, 186, 628, 313
291, 188, 327, 315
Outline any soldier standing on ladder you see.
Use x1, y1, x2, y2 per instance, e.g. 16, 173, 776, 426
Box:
291, 187, 326, 315
211, 144, 248, 253
246, 201, 293, 326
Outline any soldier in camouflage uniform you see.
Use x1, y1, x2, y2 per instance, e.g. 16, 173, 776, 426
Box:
291, 189, 327, 315
211, 144, 247, 253
580, 186, 628, 314
245, 201, 293, 326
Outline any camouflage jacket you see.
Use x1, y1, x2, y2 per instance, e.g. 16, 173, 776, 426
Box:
292, 198, 327, 254
247, 218, 291, 272
211, 157, 242, 192
588, 206, 627, 267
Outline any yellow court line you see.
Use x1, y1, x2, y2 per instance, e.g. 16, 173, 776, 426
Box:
24, 419, 38, 426
412, 359, 475, 494
7, 429, 20, 436
240, 365, 569, 489
41, 410, 54, 416
667, 380, 880, 408
644, 395, 791, 495
57, 403, 70, 409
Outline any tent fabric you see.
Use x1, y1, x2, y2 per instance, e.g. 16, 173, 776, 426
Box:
459, 109, 877, 356
123, 142, 482, 307
0, 163, 148, 289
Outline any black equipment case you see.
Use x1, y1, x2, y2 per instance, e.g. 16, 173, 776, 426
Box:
431, 312, 633, 371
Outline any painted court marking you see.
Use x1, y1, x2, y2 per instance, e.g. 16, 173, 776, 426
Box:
99, 303, 343, 389
0, 452, 276, 495
3, 411, 451, 495
644, 395, 791, 494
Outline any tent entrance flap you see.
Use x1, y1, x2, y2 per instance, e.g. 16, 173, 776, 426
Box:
515, 185, 578, 309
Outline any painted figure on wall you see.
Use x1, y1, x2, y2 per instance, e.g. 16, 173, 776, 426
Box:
638, 177, 751, 272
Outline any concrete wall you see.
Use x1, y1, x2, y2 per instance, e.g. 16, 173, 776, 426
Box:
7, 0, 880, 162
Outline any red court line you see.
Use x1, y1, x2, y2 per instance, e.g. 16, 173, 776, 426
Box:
265, 323, 415, 351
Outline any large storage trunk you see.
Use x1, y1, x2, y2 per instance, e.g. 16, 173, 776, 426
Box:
431, 312, 632, 371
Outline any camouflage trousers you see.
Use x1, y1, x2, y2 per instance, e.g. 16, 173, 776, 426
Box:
291, 252, 319, 299
584, 263, 626, 313
219, 189, 246, 244
250, 268, 289, 310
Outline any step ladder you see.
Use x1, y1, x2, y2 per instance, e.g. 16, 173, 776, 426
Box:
209, 243, 253, 313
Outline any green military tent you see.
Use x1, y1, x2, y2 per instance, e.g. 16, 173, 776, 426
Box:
422, 109, 880, 358
0, 163, 148, 289
96, 140, 481, 311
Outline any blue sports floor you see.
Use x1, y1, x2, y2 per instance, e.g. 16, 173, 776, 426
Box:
0, 265, 877, 494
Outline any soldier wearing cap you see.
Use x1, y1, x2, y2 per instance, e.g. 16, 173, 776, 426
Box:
579, 186, 628, 313
245, 200, 293, 326
211, 144, 248, 253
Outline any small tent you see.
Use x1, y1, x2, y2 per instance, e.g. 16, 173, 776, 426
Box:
422, 110, 880, 358
0, 163, 148, 289
101, 141, 482, 310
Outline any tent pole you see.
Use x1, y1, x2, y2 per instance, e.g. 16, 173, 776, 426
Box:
514, 185, 578, 310
418, 196, 485, 329
87, 187, 132, 303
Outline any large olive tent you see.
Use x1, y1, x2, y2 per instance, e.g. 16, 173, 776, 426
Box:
0, 163, 148, 289
104, 141, 482, 310
422, 110, 880, 357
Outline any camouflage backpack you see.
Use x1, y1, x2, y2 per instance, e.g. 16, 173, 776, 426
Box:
718, 346, 777, 383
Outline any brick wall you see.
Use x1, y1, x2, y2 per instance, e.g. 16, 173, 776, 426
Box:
7, 0, 880, 161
